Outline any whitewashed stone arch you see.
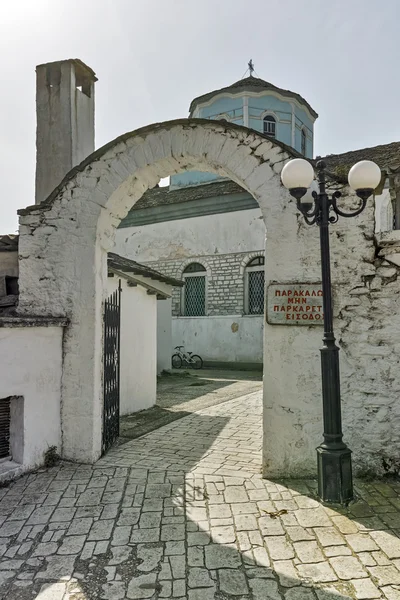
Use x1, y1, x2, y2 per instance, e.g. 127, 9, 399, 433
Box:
17, 118, 295, 464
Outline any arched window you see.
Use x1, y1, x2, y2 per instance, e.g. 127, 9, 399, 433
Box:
245, 256, 265, 315
263, 115, 276, 138
182, 263, 206, 316
301, 128, 307, 156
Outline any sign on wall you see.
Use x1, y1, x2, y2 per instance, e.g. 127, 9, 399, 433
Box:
267, 283, 324, 325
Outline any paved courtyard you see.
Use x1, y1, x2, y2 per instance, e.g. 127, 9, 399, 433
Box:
120, 369, 262, 441
1, 392, 400, 599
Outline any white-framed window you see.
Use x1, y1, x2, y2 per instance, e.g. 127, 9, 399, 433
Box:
182, 263, 206, 316
245, 256, 265, 315
263, 115, 276, 138
301, 128, 307, 156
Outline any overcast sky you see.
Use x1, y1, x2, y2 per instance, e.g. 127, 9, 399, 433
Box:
0, 0, 399, 233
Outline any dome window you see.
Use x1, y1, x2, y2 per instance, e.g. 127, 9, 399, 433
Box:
263, 115, 276, 138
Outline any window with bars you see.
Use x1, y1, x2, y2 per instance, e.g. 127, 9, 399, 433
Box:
245, 256, 265, 315
182, 263, 206, 316
263, 115, 276, 138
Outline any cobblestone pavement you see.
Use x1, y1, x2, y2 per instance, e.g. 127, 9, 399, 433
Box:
120, 370, 262, 441
2, 391, 400, 599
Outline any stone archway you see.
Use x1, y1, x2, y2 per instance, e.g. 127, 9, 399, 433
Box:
17, 119, 299, 465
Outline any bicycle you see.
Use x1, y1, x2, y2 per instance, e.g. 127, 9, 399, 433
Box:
171, 346, 203, 369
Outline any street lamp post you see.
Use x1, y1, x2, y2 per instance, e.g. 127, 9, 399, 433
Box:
281, 158, 381, 504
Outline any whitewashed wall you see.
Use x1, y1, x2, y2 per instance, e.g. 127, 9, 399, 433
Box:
157, 298, 173, 373
115, 208, 265, 260
17, 120, 400, 476
108, 277, 157, 415
263, 191, 400, 478
0, 325, 62, 470
115, 208, 265, 364
173, 315, 263, 364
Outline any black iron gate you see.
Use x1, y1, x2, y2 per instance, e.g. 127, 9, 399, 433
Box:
102, 281, 121, 454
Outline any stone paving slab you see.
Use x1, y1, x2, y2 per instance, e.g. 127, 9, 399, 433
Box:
1, 391, 400, 598
120, 369, 262, 441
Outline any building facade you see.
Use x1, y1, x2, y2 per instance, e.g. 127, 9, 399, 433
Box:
116, 182, 266, 366
115, 75, 318, 367
3, 58, 400, 479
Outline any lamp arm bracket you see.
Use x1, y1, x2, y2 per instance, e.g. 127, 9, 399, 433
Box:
296, 193, 319, 220
331, 191, 367, 218
304, 214, 318, 225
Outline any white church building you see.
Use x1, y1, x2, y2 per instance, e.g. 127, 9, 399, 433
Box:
114, 72, 399, 368
115, 73, 318, 368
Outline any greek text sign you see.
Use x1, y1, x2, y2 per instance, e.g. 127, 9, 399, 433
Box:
267, 284, 324, 325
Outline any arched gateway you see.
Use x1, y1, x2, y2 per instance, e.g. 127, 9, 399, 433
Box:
17, 119, 297, 465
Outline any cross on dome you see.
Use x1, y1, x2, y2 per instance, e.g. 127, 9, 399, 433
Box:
248, 59, 254, 77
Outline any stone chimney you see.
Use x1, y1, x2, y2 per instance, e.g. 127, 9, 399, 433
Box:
35, 59, 97, 204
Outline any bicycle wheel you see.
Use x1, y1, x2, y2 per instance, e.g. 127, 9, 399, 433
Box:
171, 354, 182, 369
191, 355, 203, 369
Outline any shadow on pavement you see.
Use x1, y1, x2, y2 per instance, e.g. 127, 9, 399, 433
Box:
1, 405, 398, 599
120, 369, 262, 442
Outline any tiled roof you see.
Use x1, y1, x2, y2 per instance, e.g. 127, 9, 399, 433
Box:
132, 180, 245, 211
321, 141, 400, 180
0, 234, 18, 252
131, 140, 400, 210
189, 76, 318, 119
108, 253, 183, 287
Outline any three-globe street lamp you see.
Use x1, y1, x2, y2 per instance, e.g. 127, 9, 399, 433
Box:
281, 158, 381, 504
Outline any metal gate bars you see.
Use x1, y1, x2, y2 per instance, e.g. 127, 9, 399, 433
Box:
102, 280, 121, 454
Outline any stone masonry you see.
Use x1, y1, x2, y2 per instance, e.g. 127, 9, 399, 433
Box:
2, 392, 400, 599
143, 252, 264, 316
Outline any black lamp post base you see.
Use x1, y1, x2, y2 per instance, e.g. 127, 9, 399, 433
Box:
317, 445, 354, 505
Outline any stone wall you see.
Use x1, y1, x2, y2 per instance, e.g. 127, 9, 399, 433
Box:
337, 249, 400, 477
141, 251, 264, 316
263, 192, 400, 479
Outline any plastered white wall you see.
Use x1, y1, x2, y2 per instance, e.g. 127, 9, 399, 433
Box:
108, 277, 157, 415
172, 315, 263, 364
114, 209, 265, 365
157, 298, 173, 373
0, 326, 62, 469
115, 208, 265, 262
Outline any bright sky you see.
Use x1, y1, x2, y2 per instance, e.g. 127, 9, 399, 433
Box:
0, 0, 399, 233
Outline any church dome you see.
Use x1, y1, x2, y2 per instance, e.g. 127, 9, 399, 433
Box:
189, 75, 318, 119
171, 68, 318, 189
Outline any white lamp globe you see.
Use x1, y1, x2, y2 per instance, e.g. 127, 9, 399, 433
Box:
348, 160, 381, 192
281, 159, 315, 190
